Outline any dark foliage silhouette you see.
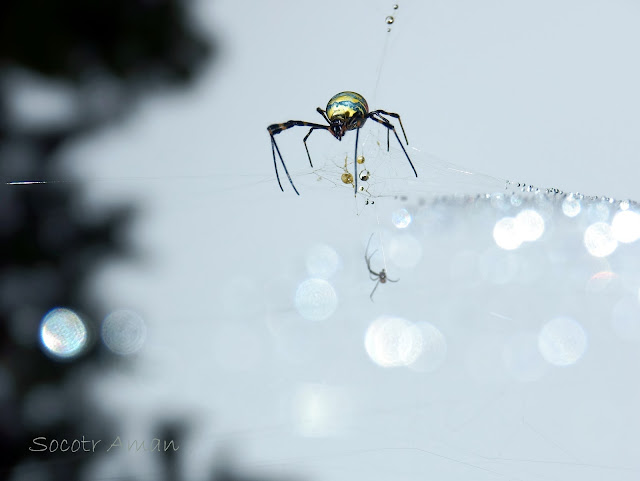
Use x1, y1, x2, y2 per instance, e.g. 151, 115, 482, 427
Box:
0, 1, 211, 480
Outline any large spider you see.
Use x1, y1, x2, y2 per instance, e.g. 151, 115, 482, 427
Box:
267, 91, 417, 195
365, 233, 398, 301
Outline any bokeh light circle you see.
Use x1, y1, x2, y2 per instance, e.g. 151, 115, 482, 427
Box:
408, 321, 447, 373
493, 217, 522, 250
562, 195, 581, 217
391, 208, 412, 229
515, 209, 545, 242
538, 317, 588, 366
611, 210, 640, 243
294, 279, 338, 321
365, 316, 423, 368
101, 309, 147, 355
40, 307, 88, 359
584, 222, 618, 257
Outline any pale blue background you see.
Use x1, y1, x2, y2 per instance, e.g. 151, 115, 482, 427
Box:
18, 1, 640, 480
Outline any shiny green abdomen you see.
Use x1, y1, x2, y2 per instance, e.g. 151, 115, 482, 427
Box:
326, 91, 369, 129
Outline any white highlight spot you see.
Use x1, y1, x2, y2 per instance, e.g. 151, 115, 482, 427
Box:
391, 208, 412, 229
493, 217, 523, 250
101, 310, 146, 355
515, 209, 545, 242
584, 222, 618, 257
294, 279, 337, 321
611, 210, 640, 243
40, 308, 87, 359
364, 316, 423, 368
538, 317, 588, 366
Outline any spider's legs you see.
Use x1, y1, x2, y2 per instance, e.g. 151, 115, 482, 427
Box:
369, 113, 390, 151
365, 233, 375, 261
303, 127, 326, 168
365, 251, 381, 277
387, 125, 390, 151
271, 138, 283, 192
366, 254, 380, 277
267, 121, 329, 194
369, 110, 409, 145
270, 135, 299, 195
354, 127, 360, 195
368, 115, 417, 178
371, 112, 390, 151
370, 280, 380, 301
365, 235, 381, 277
387, 277, 399, 283
316, 107, 330, 123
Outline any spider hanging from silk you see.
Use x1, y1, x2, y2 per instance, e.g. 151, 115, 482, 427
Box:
365, 233, 398, 301
267, 91, 418, 195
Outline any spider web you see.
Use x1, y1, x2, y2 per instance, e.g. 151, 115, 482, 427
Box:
279, 122, 507, 209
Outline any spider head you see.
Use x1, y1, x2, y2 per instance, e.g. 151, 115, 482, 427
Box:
329, 120, 347, 140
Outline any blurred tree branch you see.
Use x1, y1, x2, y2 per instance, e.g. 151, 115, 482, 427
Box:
0, 1, 213, 480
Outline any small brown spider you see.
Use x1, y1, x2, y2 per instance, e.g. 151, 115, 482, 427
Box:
365, 234, 398, 301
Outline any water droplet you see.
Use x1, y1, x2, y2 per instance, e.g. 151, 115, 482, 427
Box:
385, 16, 395, 24
510, 195, 522, 207
356, 155, 365, 164
393, 4, 399, 10
341, 172, 353, 184
359, 170, 369, 181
